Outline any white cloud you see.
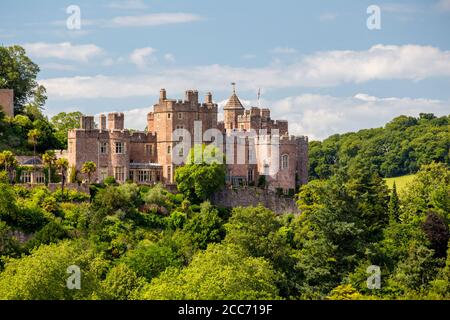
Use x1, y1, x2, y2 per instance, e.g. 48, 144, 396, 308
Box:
319, 12, 338, 21
271, 47, 297, 54
40, 63, 77, 71
436, 0, 450, 11
40, 44, 450, 100
107, 0, 149, 10
90, 93, 450, 138
270, 94, 450, 140
130, 47, 158, 69
164, 53, 176, 64
110, 13, 202, 27
23, 42, 103, 63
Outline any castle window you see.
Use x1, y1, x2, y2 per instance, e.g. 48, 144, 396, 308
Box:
248, 169, 254, 182
281, 154, 289, 170
69, 141, 74, 154
100, 167, 108, 181
168, 113, 171, 119
114, 167, 125, 182
145, 144, 153, 156
167, 145, 171, 155
178, 113, 183, 120
100, 142, 108, 154
178, 147, 184, 158
138, 170, 149, 183
115, 142, 124, 154
167, 166, 172, 183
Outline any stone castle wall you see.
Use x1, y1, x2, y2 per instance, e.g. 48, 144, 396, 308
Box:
211, 187, 300, 215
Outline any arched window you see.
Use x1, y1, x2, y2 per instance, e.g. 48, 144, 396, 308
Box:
281, 154, 289, 170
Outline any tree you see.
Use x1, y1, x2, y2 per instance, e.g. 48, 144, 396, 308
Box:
98, 264, 146, 300
51, 111, 82, 148
56, 158, 69, 195
42, 150, 56, 184
0, 45, 42, 114
81, 161, 97, 185
0, 150, 18, 184
140, 244, 280, 300
27, 128, 40, 175
388, 182, 400, 223
175, 145, 226, 203
0, 240, 102, 299
422, 211, 450, 258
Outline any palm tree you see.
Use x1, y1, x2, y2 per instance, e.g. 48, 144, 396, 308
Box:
27, 129, 40, 180
81, 161, 97, 185
56, 158, 69, 195
42, 150, 56, 185
0, 150, 18, 184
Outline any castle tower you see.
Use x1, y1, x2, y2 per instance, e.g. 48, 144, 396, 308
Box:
223, 83, 244, 131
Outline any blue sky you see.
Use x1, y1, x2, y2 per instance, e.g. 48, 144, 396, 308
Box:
1, 0, 450, 139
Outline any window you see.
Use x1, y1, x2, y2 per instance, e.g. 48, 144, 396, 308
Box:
100, 142, 108, 154
281, 154, 289, 170
167, 145, 171, 155
100, 167, 108, 181
129, 170, 134, 181
248, 169, 254, 182
178, 147, 184, 158
176, 125, 184, 130
115, 142, 124, 154
138, 170, 150, 183
145, 144, 153, 156
167, 166, 172, 183
167, 113, 171, 119
35, 173, 45, 184
69, 141, 74, 154
178, 113, 183, 120
114, 167, 125, 182
21, 171, 31, 183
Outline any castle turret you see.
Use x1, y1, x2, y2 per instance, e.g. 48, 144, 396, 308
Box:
223, 84, 244, 131
108, 112, 124, 131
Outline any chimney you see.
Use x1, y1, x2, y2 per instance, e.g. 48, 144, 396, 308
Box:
205, 92, 213, 104
108, 113, 124, 130
99, 114, 107, 130
160, 89, 167, 101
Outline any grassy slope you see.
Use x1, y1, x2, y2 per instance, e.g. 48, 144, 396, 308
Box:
384, 174, 416, 195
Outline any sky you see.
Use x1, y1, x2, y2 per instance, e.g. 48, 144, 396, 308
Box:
1, 0, 450, 140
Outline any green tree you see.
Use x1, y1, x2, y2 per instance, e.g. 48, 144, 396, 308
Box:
51, 111, 83, 149
175, 145, 226, 203
81, 161, 97, 185
0, 45, 42, 113
140, 244, 280, 300
42, 150, 56, 184
0, 240, 102, 299
98, 264, 146, 300
27, 128, 40, 174
56, 158, 69, 195
0, 150, 18, 184
388, 182, 400, 223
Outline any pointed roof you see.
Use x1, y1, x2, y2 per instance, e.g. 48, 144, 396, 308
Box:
224, 84, 244, 110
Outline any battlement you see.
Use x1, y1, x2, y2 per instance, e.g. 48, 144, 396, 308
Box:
130, 131, 157, 142
153, 89, 218, 113
108, 112, 125, 130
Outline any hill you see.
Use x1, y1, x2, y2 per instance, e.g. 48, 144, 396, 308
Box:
309, 113, 450, 180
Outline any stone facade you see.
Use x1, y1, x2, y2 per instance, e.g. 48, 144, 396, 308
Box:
0, 89, 14, 118
68, 88, 309, 192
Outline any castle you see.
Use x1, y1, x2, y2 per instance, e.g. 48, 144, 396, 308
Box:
68, 88, 308, 193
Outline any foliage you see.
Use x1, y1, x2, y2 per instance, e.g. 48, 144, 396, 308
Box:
140, 244, 280, 300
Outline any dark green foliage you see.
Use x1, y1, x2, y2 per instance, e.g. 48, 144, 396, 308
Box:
388, 182, 400, 222
422, 211, 450, 258
309, 114, 450, 179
